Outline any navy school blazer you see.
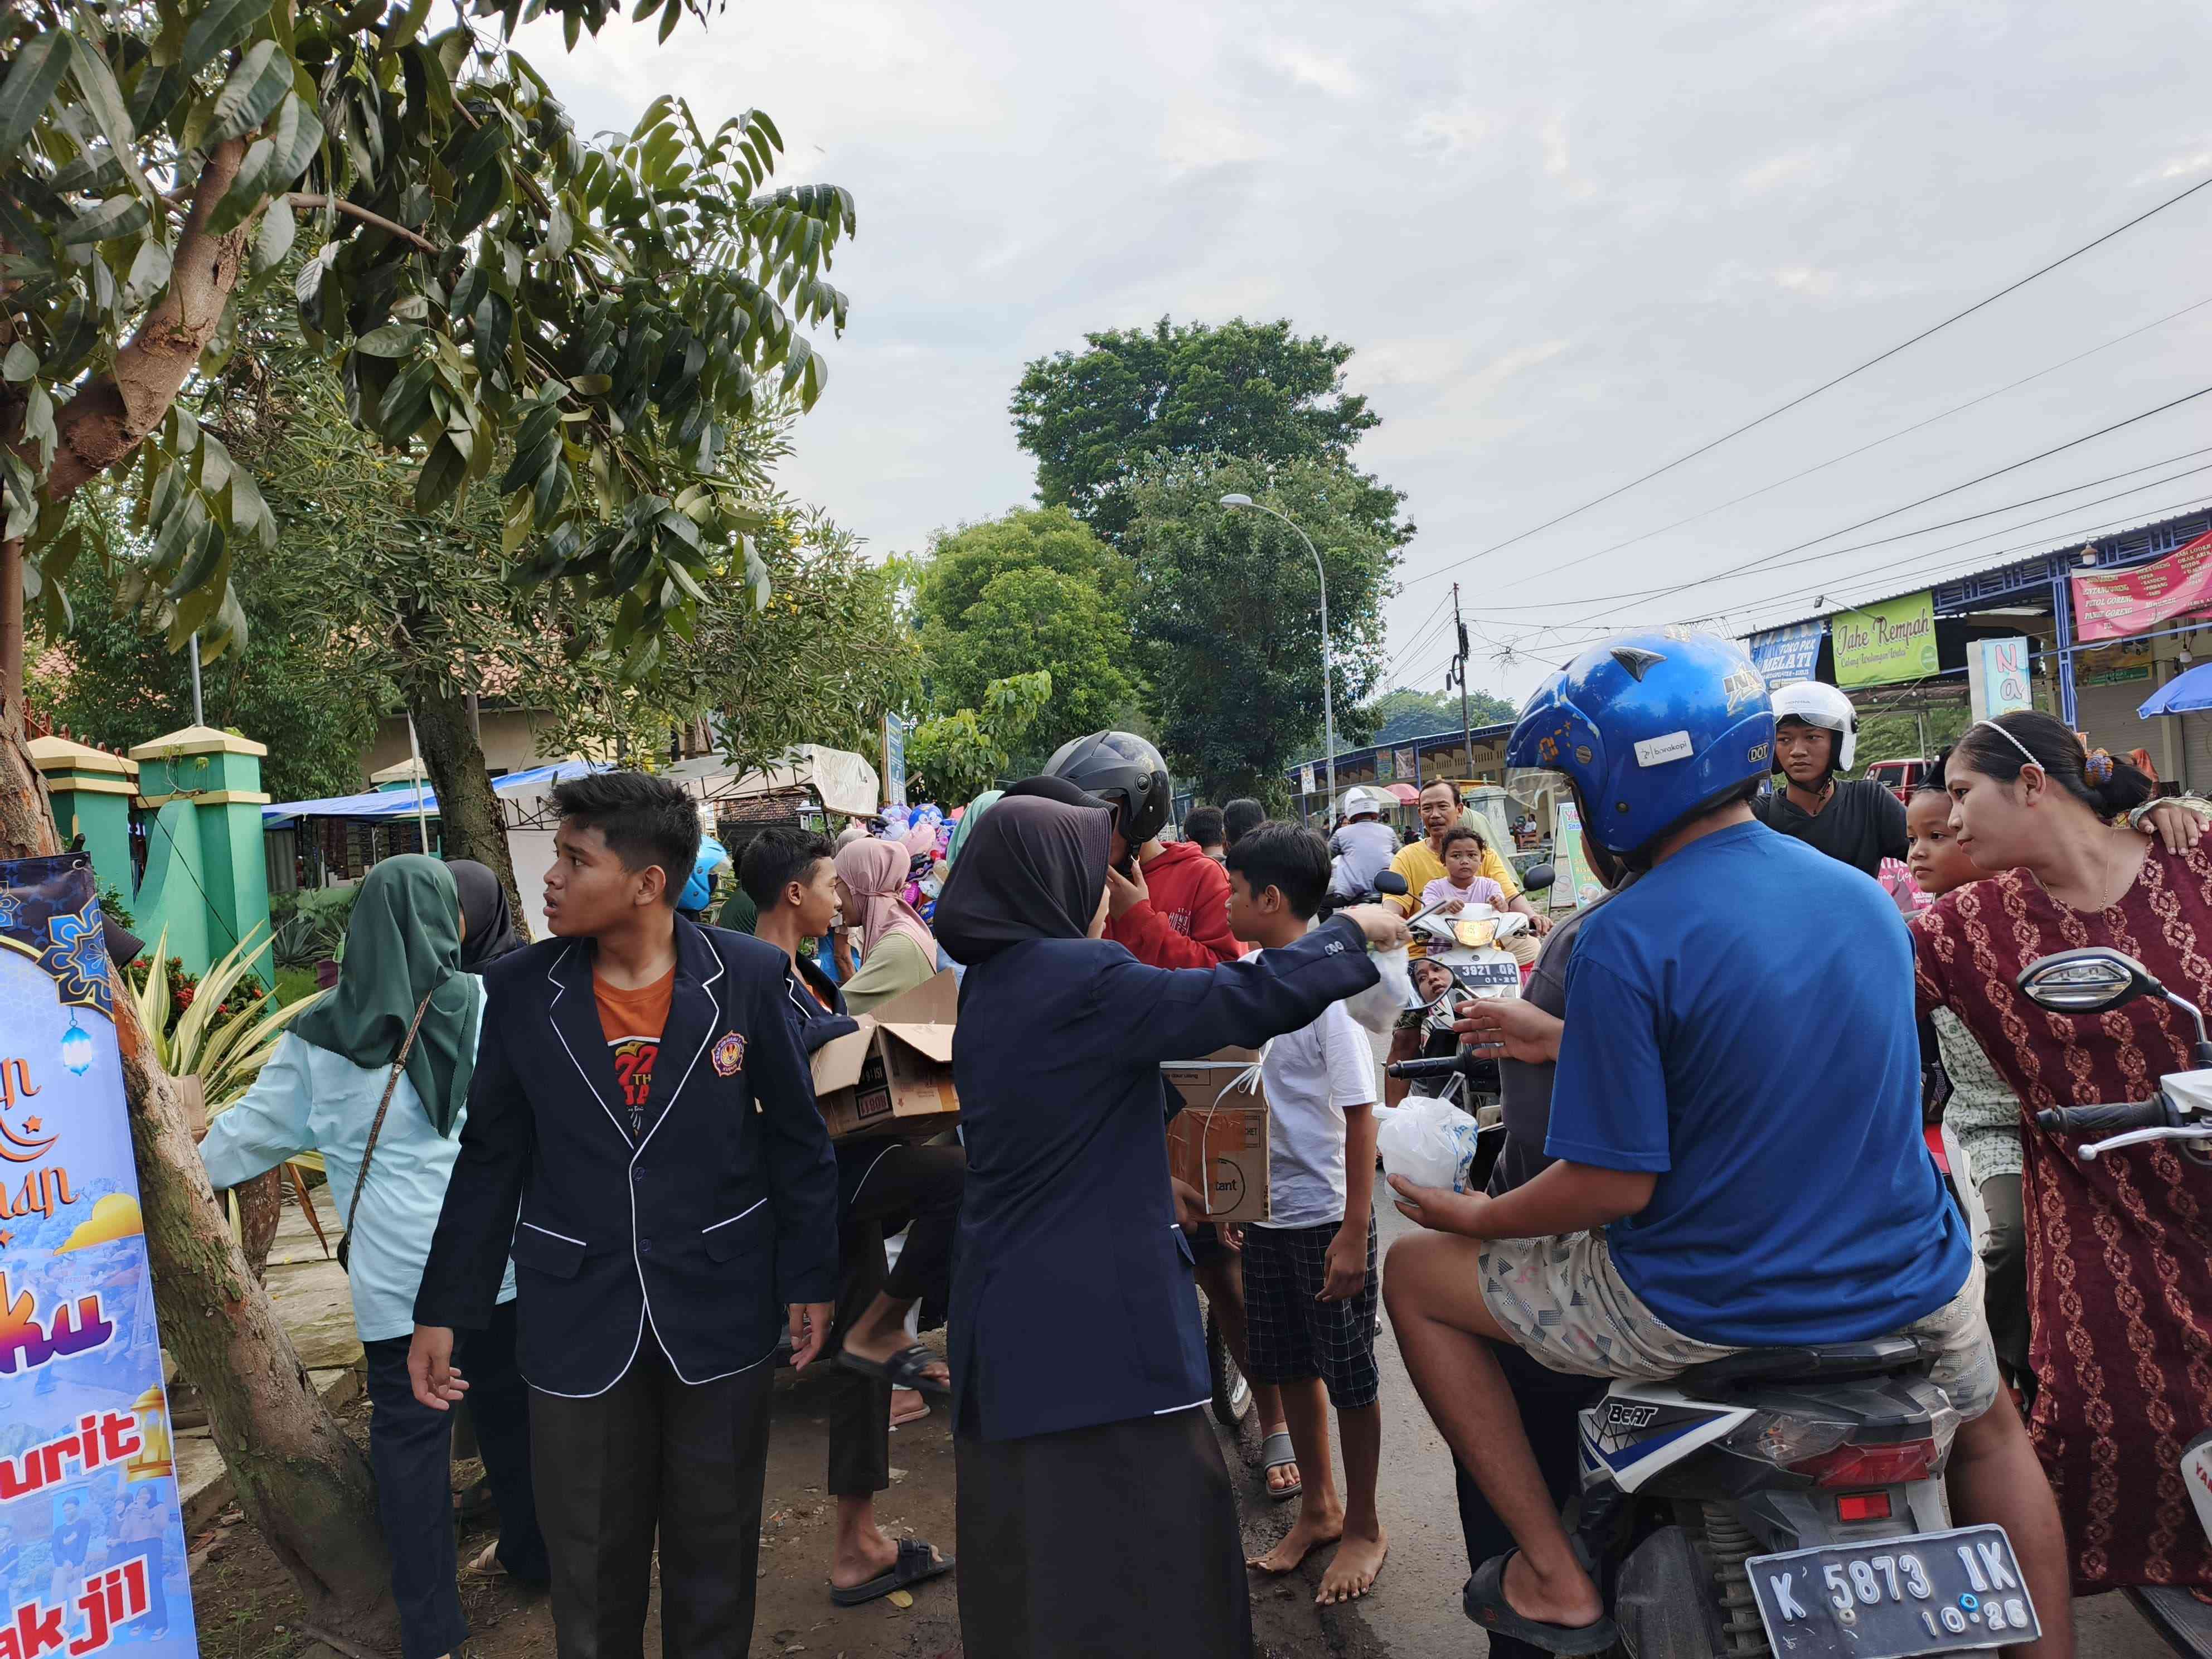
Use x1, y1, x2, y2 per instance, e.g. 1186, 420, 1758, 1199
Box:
949, 913, 1379, 1441
414, 917, 840, 1397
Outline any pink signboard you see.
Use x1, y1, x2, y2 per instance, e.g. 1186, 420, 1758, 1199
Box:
2072, 530, 2212, 643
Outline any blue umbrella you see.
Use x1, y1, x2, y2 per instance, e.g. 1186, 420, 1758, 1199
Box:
2138, 661, 2212, 717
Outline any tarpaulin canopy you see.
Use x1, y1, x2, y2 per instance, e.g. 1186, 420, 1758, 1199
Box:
2138, 662, 2212, 717
263, 759, 605, 824
1382, 782, 1420, 805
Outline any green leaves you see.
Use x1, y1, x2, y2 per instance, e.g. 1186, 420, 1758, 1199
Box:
180, 0, 272, 76
0, 32, 73, 163
207, 40, 292, 145
58, 192, 148, 245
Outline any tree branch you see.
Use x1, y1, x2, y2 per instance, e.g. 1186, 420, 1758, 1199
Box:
284, 194, 438, 254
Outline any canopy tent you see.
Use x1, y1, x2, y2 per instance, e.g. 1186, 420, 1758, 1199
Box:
1382, 782, 1420, 805
2138, 662, 2212, 717
262, 759, 605, 825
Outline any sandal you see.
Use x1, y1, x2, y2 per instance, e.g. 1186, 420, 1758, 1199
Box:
1259, 1428, 1302, 1502
831, 1536, 955, 1607
1462, 1550, 1618, 1656
838, 1342, 951, 1398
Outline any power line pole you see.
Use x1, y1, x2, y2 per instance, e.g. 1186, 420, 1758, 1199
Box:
1451, 584, 1472, 775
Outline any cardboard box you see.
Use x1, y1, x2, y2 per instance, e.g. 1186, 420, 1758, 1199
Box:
810, 971, 960, 1141
1163, 1048, 1270, 1224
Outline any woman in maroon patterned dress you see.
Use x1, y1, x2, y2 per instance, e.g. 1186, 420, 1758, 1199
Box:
1915, 710, 2212, 1592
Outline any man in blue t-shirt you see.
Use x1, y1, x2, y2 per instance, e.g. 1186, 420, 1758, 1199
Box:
1381, 632, 2068, 1659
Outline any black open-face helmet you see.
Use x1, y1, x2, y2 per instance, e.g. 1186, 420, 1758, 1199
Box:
1044, 730, 1172, 848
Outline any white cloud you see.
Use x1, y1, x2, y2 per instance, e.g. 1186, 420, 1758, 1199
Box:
1262, 41, 1365, 98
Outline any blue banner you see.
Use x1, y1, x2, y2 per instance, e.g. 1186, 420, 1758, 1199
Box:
1747, 620, 1826, 688
0, 854, 197, 1657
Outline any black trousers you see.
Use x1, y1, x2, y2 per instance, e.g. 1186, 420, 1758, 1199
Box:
529, 1332, 775, 1659
362, 1299, 543, 1659
1453, 1338, 1605, 1659
827, 1141, 964, 1497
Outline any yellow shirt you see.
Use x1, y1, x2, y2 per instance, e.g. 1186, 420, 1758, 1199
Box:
1389, 836, 1520, 915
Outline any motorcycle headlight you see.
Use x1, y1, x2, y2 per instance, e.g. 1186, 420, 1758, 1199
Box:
1454, 919, 1498, 948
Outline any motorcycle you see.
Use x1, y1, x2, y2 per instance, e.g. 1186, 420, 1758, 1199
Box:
2012, 944, 2212, 1659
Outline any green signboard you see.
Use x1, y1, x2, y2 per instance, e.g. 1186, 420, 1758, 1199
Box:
1831, 591, 1939, 688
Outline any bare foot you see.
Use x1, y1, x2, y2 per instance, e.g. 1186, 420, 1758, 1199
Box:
463, 1541, 505, 1578
890, 1388, 929, 1428
1317, 1527, 1389, 1604
1265, 1457, 1302, 1496
1246, 1504, 1345, 1574
1502, 1548, 1604, 1629
830, 1524, 900, 1592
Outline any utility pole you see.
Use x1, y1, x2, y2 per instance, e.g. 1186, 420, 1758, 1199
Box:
1451, 584, 1472, 775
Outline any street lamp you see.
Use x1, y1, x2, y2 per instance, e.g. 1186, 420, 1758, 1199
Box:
1220, 493, 1337, 813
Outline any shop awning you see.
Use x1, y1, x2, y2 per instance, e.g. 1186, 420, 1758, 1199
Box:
262, 759, 605, 824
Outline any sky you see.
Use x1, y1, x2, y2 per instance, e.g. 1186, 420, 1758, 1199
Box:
517, 0, 2212, 704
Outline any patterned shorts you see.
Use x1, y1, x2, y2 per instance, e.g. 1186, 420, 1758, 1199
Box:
1478, 1231, 2000, 1422
1243, 1217, 1381, 1409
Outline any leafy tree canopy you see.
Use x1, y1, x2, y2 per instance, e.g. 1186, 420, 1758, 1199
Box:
908, 669, 1052, 806
1011, 317, 1384, 544
1124, 453, 1402, 802
909, 507, 1137, 763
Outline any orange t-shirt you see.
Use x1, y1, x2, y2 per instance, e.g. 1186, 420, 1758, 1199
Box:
595, 968, 674, 1139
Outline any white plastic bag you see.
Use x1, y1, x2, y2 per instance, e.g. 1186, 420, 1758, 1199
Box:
1376, 1095, 1485, 1194
1343, 944, 1417, 1034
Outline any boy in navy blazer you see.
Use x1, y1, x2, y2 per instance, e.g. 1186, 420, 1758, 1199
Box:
410, 772, 838, 1659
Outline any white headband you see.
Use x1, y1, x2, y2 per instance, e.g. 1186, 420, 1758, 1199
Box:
1972, 719, 2043, 773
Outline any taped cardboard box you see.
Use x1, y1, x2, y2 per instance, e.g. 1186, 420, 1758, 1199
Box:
1163, 1047, 1270, 1224
810, 970, 960, 1140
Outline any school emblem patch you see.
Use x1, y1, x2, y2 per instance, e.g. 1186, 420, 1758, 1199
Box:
712, 1032, 746, 1076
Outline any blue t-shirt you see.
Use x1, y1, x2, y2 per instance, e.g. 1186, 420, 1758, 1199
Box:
1545, 818, 1970, 1347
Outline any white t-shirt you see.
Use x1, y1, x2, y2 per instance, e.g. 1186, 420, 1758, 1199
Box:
1253, 987, 1378, 1229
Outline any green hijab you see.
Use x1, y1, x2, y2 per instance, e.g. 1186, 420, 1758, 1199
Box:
945, 790, 1003, 871
292, 855, 479, 1137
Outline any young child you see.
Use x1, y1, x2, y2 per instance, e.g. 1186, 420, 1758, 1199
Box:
1418, 824, 1508, 914
1224, 822, 1388, 1605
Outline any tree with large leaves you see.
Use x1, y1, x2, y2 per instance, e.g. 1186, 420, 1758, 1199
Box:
909, 506, 1137, 765
0, 0, 853, 1639
1124, 453, 1404, 803
1010, 317, 1382, 544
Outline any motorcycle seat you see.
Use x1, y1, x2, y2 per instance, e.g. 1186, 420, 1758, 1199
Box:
1674, 1336, 1924, 1393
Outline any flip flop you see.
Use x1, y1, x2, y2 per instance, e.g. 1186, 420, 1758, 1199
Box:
831, 1537, 955, 1607
838, 1342, 951, 1398
1260, 1428, 1302, 1501
1462, 1550, 1618, 1656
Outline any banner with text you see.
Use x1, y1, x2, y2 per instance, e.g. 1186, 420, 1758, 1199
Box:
1746, 620, 1826, 688
880, 715, 909, 808
0, 854, 197, 1656
2072, 530, 2212, 644
1832, 591, 1939, 688
1550, 797, 1599, 911
1968, 637, 2034, 721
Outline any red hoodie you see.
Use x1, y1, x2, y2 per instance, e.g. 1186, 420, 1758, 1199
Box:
1107, 840, 1241, 969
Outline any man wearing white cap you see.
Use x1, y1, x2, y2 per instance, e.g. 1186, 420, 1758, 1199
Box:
1326, 787, 1400, 900
1755, 681, 1906, 878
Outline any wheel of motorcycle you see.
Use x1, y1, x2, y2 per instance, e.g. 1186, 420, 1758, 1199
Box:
1208, 1308, 1253, 1428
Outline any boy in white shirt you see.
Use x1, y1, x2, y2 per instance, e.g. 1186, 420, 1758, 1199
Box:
1224, 821, 1388, 1605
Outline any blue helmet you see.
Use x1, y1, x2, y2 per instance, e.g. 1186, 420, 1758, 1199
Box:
680, 834, 730, 913
1506, 630, 1773, 856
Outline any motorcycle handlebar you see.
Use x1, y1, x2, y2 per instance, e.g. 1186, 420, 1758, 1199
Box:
1386, 1054, 1480, 1080
2034, 1100, 2170, 1135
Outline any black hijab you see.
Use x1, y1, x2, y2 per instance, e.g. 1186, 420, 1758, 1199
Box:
934, 790, 1112, 964
448, 860, 525, 972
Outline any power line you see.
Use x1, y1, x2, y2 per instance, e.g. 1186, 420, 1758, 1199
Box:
1477, 292, 2212, 601
1393, 172, 2212, 593
1557, 385, 2212, 630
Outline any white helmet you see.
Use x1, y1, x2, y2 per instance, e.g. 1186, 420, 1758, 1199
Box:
1339, 785, 1386, 819
1770, 680, 1857, 773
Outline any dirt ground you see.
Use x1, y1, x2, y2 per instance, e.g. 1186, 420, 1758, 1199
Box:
184, 1346, 1358, 1659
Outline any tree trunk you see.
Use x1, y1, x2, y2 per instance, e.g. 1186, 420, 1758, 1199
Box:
408, 671, 531, 935
236, 1166, 284, 1279
0, 720, 400, 1647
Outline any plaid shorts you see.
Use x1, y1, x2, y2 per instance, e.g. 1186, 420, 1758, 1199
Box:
1242, 1216, 1381, 1408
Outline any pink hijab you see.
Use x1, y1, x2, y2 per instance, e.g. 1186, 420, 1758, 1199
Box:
836, 838, 938, 961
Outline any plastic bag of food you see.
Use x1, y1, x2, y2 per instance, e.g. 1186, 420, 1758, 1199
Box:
1343, 945, 1418, 1034
1375, 1095, 1484, 1194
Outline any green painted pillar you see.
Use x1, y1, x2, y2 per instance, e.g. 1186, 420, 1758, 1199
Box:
28, 735, 140, 903
130, 725, 274, 984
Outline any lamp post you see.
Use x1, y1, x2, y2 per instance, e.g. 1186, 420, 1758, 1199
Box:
1220, 494, 1336, 814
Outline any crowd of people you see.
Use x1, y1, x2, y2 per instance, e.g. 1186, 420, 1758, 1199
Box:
185, 627, 2212, 1659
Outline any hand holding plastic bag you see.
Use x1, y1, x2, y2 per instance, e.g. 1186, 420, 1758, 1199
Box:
1375, 1095, 1485, 1194
1343, 945, 1419, 1034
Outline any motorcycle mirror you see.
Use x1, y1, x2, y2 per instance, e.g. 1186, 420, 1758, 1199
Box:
1375, 871, 1409, 897
1521, 862, 1558, 892
2016, 947, 2162, 1015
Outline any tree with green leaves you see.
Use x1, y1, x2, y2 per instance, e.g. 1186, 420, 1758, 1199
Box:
0, 0, 855, 1638
909, 506, 1136, 764
1011, 317, 1382, 544
908, 669, 1052, 804
1351, 685, 1519, 746
1124, 453, 1404, 802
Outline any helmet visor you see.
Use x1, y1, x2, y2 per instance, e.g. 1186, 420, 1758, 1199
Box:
1505, 768, 1563, 823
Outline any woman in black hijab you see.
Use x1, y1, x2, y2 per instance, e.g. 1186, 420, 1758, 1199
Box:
936, 788, 1407, 1659
447, 860, 526, 972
